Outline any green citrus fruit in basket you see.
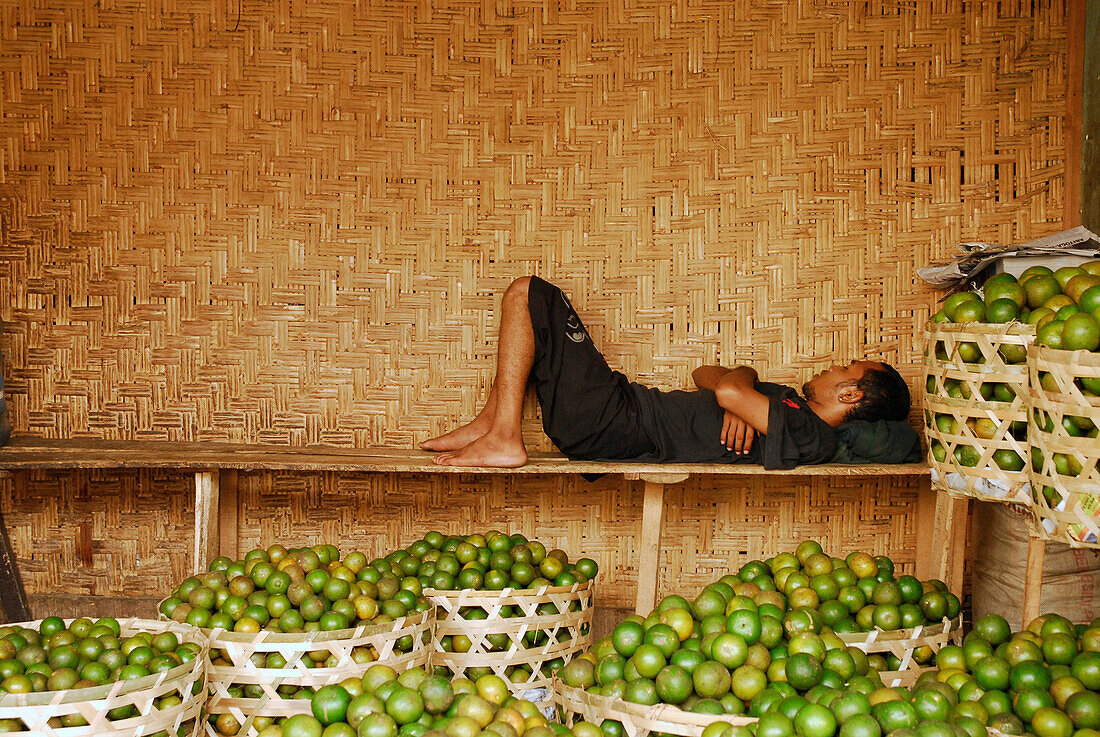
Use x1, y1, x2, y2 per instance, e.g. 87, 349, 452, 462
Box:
952, 300, 986, 324
1061, 312, 1100, 351
1028, 306, 1056, 326
1055, 266, 1088, 290
943, 292, 981, 321
1067, 274, 1100, 302
986, 297, 1020, 323
986, 280, 1027, 307
1026, 275, 1063, 309
1037, 320, 1066, 349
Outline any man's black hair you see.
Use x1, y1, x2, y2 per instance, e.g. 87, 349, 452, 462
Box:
844, 363, 911, 423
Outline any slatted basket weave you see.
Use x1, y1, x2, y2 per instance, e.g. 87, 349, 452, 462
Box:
553, 680, 755, 737
201, 608, 434, 736
427, 582, 594, 707
923, 322, 1034, 503
1027, 345, 1100, 548
839, 616, 964, 688
0, 618, 207, 737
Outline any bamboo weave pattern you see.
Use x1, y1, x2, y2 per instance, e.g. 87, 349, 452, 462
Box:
0, 0, 1069, 445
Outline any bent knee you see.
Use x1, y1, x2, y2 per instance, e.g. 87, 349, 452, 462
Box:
504, 276, 532, 304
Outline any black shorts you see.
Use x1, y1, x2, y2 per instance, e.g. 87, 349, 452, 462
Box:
527, 276, 655, 460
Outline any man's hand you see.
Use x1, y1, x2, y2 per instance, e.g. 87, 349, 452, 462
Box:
693, 364, 771, 436
721, 410, 755, 454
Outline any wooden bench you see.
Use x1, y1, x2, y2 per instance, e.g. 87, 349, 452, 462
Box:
0, 437, 950, 619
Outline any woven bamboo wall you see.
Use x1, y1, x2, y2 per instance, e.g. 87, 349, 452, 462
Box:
0, 0, 1069, 444
1, 471, 922, 608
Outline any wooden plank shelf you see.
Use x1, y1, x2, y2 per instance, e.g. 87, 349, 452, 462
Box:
0, 437, 936, 618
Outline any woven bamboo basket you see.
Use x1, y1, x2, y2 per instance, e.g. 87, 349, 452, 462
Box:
201, 608, 434, 736
553, 679, 756, 737
427, 581, 594, 708
924, 322, 1035, 503
839, 616, 964, 688
1027, 345, 1100, 548
0, 618, 207, 737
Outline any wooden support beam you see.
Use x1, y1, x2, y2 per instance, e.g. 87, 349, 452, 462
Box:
1022, 532, 1046, 629
914, 477, 935, 580
193, 471, 219, 575
0, 506, 30, 623
635, 480, 666, 616
219, 470, 239, 561
929, 491, 969, 595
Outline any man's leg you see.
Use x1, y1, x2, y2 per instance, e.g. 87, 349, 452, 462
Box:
419, 386, 497, 451
431, 277, 534, 467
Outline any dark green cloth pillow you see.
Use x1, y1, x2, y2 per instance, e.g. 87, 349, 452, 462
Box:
831, 420, 921, 464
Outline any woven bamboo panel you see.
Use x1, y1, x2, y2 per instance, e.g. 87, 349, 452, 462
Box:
0, 0, 1068, 445
0, 471, 194, 598
3, 470, 924, 607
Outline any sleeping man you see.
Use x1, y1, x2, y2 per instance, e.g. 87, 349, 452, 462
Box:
420, 277, 913, 469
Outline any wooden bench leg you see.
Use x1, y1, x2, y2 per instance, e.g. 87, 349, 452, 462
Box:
626, 472, 689, 616
914, 477, 935, 580
635, 481, 665, 616
0, 505, 31, 623
194, 471, 220, 575
219, 470, 239, 562
929, 491, 968, 595
1022, 532, 1046, 629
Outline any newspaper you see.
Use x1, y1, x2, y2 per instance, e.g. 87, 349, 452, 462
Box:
917, 226, 1100, 289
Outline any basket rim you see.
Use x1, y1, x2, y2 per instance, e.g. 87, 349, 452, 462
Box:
925, 321, 1037, 336
0, 618, 206, 708
1030, 343, 1100, 367
553, 678, 758, 727
198, 606, 434, 645
836, 615, 963, 645
425, 580, 595, 598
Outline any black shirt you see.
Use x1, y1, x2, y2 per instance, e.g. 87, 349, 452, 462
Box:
628, 381, 838, 469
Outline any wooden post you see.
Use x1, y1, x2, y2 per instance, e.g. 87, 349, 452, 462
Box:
219, 470, 239, 561
626, 472, 689, 616
1022, 532, 1046, 629
929, 491, 969, 595
0, 506, 30, 623
193, 471, 219, 575
914, 477, 935, 580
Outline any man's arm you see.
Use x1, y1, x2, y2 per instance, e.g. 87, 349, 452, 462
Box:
691, 365, 771, 434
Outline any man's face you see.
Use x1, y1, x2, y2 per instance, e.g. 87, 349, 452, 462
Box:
802, 360, 884, 401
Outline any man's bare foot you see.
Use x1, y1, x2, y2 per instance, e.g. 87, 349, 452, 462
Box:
420, 417, 492, 452
432, 434, 527, 468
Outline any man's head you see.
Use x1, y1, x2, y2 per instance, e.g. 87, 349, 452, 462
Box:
802, 361, 911, 425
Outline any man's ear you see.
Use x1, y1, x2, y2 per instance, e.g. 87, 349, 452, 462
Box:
836, 382, 863, 405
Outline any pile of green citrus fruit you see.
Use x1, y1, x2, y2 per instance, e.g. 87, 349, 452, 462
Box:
392, 531, 595, 685
560, 542, 960, 720
240, 666, 605, 737
696, 612, 1100, 737
161, 544, 431, 635
392, 531, 598, 592
0, 617, 201, 730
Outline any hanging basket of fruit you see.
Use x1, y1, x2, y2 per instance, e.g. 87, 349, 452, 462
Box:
923, 296, 1034, 503
1027, 344, 1100, 548
158, 543, 434, 736
0, 617, 207, 737
553, 678, 756, 737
